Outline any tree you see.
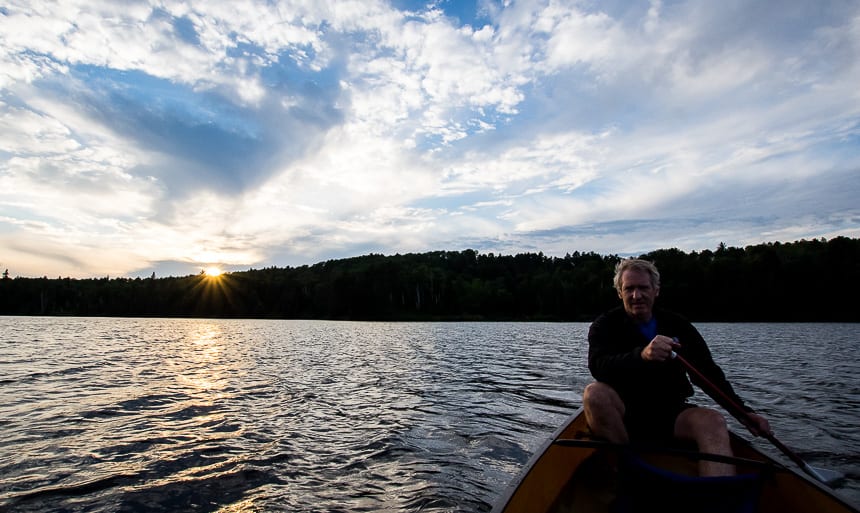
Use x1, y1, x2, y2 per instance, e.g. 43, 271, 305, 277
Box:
1, 239, 858, 321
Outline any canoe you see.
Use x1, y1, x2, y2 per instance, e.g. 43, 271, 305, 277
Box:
493, 408, 858, 513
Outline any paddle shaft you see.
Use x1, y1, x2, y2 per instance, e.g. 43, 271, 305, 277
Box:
672, 351, 835, 484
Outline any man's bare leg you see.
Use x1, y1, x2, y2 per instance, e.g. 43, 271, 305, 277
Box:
675, 407, 735, 476
583, 382, 628, 444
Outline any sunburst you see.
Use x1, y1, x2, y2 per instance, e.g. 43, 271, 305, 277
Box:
189, 265, 236, 316
203, 266, 224, 278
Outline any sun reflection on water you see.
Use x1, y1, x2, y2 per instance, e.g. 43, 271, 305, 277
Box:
172, 322, 230, 396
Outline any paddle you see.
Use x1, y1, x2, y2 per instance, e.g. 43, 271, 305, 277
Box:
671, 351, 844, 486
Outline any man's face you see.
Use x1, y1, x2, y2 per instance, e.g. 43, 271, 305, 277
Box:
619, 269, 659, 322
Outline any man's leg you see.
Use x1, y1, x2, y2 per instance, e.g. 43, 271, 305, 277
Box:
583, 382, 628, 443
674, 407, 735, 477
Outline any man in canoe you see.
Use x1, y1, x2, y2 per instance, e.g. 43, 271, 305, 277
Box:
583, 258, 771, 476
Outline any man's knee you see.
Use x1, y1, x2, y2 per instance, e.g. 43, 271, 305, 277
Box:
582, 382, 604, 406
583, 382, 628, 442
696, 408, 728, 431
677, 407, 729, 438
583, 382, 622, 410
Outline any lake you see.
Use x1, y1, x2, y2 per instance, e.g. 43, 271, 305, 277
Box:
1, 317, 857, 511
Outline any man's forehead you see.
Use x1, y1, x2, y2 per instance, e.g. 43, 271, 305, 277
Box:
621, 269, 652, 285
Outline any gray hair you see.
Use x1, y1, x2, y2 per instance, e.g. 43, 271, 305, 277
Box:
613, 258, 660, 293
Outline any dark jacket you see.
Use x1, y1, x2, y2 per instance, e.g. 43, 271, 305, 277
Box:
588, 306, 751, 414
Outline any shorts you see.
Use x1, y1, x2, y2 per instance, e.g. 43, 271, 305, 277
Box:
624, 402, 695, 443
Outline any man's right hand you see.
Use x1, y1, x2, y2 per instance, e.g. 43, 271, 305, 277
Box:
641, 335, 681, 361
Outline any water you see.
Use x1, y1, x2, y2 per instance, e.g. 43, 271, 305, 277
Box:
0, 318, 857, 512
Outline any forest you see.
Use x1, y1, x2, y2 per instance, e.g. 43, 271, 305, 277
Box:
1, 237, 858, 322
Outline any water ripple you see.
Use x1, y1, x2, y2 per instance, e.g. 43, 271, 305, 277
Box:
0, 318, 857, 511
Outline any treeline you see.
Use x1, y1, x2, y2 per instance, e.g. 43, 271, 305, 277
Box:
1, 237, 858, 322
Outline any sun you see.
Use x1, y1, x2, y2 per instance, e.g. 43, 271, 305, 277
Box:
203, 266, 224, 277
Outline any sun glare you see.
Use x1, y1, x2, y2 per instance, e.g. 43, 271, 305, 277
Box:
203, 266, 224, 277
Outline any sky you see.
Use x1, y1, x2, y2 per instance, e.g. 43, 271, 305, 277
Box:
1, 0, 859, 278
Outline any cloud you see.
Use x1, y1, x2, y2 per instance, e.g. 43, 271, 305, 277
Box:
1, 0, 859, 278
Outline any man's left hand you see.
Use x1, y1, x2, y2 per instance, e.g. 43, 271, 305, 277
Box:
746, 413, 772, 437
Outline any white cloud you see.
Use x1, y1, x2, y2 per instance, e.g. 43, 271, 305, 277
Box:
0, 101, 80, 154
0, 0, 858, 277
544, 9, 629, 70
441, 130, 605, 196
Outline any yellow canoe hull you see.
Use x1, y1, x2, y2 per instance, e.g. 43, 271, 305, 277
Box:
494, 408, 857, 513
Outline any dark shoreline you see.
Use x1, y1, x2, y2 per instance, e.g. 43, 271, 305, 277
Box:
2, 237, 858, 322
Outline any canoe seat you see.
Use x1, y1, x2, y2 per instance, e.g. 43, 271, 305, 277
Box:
612, 453, 765, 513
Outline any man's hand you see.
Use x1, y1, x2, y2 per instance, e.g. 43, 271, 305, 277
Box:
641, 335, 681, 361
745, 412, 773, 437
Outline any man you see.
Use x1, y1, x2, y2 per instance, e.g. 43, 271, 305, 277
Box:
582, 258, 771, 476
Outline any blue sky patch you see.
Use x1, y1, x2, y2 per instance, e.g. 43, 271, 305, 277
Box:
2, 0, 858, 278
